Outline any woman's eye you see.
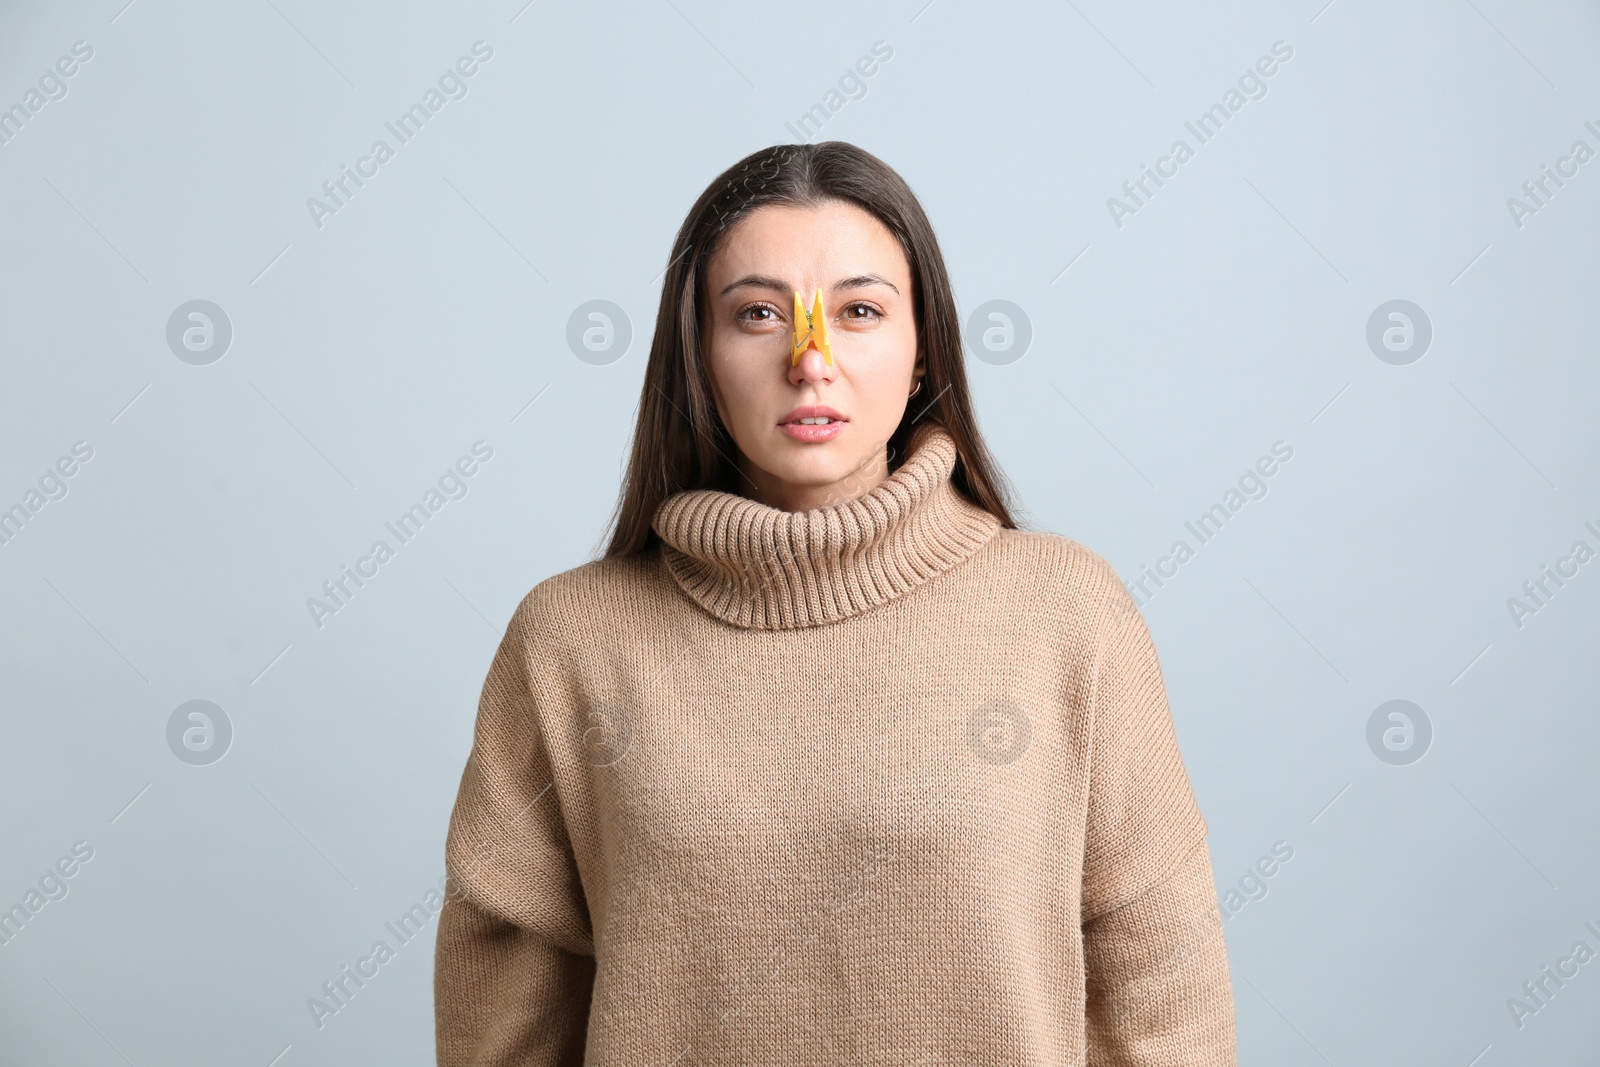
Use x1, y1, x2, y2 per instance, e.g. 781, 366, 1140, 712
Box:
843, 303, 881, 321
737, 304, 779, 324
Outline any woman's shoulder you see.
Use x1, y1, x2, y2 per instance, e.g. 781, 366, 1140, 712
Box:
984, 527, 1134, 609
985, 531, 1126, 598
503, 550, 668, 638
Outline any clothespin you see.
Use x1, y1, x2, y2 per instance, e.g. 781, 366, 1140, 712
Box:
791, 288, 833, 366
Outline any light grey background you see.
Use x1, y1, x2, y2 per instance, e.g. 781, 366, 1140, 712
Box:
2, 0, 1597, 1063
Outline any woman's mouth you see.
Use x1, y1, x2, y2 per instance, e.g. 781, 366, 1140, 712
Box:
779, 407, 846, 442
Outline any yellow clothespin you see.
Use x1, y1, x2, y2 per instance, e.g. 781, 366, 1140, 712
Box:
791, 288, 833, 366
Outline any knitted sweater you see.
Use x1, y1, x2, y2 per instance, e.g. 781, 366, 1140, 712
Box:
433, 420, 1238, 1066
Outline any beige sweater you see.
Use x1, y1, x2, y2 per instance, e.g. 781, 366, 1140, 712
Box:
433, 420, 1237, 1066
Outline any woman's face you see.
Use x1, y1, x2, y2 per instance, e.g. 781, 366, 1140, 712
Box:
700, 199, 923, 512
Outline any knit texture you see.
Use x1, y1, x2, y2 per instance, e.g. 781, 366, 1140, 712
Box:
434, 421, 1238, 1066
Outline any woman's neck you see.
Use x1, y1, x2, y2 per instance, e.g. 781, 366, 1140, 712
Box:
732, 440, 893, 512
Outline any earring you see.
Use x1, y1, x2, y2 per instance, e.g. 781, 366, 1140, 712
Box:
909, 380, 923, 398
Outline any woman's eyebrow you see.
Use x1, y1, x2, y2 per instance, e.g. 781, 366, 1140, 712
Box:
832, 274, 899, 295
719, 274, 789, 297
719, 273, 901, 297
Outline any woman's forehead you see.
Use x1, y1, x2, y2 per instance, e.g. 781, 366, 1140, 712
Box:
708, 202, 908, 284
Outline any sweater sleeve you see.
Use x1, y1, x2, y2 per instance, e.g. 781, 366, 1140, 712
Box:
1080, 585, 1237, 1064
434, 600, 596, 1067
1083, 839, 1237, 1065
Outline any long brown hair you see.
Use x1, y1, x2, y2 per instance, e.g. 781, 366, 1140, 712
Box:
600, 140, 1020, 559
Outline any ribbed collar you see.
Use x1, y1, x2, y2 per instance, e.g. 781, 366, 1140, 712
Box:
652, 421, 1002, 629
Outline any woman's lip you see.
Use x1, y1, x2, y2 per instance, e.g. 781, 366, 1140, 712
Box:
780, 420, 845, 443
780, 405, 845, 423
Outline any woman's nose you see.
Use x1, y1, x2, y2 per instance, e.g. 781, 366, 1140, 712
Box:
789, 340, 836, 384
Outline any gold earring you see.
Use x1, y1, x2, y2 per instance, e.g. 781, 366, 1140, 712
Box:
909, 380, 923, 398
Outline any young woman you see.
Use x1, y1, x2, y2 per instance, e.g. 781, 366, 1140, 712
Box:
434, 141, 1237, 1065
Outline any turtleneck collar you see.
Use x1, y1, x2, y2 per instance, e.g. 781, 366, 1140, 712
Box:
651, 421, 1003, 630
